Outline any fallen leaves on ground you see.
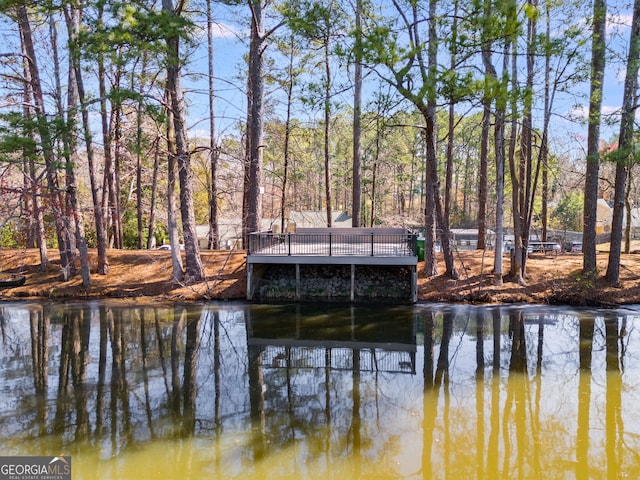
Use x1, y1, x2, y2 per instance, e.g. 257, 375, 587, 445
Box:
1, 248, 639, 306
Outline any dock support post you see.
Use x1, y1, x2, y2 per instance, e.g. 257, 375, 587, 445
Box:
350, 264, 355, 302
296, 264, 300, 300
411, 265, 417, 303
247, 264, 253, 300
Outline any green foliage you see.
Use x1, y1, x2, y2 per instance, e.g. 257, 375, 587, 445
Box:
439, 70, 476, 103
121, 207, 145, 249
153, 222, 170, 246
572, 267, 600, 292
0, 222, 20, 248
0, 0, 610, 254
551, 191, 584, 232
0, 112, 39, 161
360, 23, 397, 66
83, 224, 98, 249
602, 141, 640, 167
0, 109, 74, 168
282, 0, 334, 39
81, 2, 195, 52
523, 2, 540, 22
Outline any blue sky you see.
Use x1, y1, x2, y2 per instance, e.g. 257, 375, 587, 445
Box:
182, 2, 638, 165
182, 4, 248, 140
554, 3, 640, 156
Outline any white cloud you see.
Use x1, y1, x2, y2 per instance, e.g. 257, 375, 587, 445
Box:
603, 105, 621, 115
192, 21, 244, 42
607, 13, 633, 32
568, 105, 587, 120
211, 22, 242, 40
568, 104, 620, 121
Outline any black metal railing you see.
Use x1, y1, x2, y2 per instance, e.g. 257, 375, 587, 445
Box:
248, 229, 418, 257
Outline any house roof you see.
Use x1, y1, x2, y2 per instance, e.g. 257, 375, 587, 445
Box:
450, 228, 495, 237
194, 211, 353, 245
288, 210, 352, 228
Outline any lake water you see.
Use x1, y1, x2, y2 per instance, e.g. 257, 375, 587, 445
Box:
0, 300, 639, 479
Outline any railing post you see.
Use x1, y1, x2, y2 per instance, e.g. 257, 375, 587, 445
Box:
370, 232, 374, 256
329, 232, 333, 256
287, 233, 291, 255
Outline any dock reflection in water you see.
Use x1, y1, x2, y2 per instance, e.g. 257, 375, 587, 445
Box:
0, 301, 639, 479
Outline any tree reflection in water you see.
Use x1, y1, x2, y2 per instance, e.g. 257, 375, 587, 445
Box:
29, 304, 48, 434
577, 313, 594, 480
605, 313, 622, 480
0, 302, 640, 478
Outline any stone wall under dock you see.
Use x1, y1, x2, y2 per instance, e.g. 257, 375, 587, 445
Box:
250, 263, 416, 303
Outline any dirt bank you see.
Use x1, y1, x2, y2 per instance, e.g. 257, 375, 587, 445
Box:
1, 248, 639, 306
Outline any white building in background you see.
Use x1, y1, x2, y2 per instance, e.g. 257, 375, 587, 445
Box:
595, 198, 640, 237
196, 210, 353, 249
596, 199, 613, 234
194, 202, 639, 250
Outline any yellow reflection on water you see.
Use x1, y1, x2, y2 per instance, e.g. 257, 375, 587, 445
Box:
71, 436, 419, 479
66, 363, 640, 480
3, 303, 640, 479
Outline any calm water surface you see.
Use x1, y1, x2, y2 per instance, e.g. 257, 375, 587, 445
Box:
1, 300, 639, 479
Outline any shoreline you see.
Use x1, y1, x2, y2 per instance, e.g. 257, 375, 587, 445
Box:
1, 248, 639, 307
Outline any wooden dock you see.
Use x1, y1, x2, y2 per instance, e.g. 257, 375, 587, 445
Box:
246, 228, 419, 303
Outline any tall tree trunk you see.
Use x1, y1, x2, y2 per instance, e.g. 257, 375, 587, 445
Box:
370, 114, 381, 227
508, 38, 525, 284
520, 0, 539, 277
243, 0, 266, 245
583, 0, 607, 278
478, 0, 496, 260
477, 0, 489, 252
423, 123, 437, 277
477, 102, 489, 251
89, 3, 111, 275
541, 6, 550, 243
85, 4, 111, 275
323, 33, 333, 227
65, 3, 107, 276
416, 0, 436, 277
134, 57, 147, 250
386, 0, 456, 278
207, 0, 219, 250
482, 0, 503, 284
17, 4, 75, 280
281, 33, 296, 233
51, 7, 78, 279
163, 0, 204, 283
445, 0, 459, 242
62, 5, 91, 287
426, 0, 457, 279
147, 137, 161, 249
494, 98, 506, 286
606, 0, 640, 285
21, 29, 48, 270
352, 0, 363, 227
97, 0, 117, 253
624, 169, 633, 254
166, 93, 184, 280
112, 99, 124, 249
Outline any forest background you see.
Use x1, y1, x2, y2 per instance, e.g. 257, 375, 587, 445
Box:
0, 0, 639, 291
